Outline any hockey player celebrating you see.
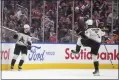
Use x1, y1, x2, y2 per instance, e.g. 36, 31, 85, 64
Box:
10, 24, 32, 71
71, 19, 105, 76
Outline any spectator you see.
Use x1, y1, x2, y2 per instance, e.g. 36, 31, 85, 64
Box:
2, 0, 118, 44
49, 33, 57, 43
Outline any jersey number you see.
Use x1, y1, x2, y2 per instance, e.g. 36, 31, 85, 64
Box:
19, 37, 25, 43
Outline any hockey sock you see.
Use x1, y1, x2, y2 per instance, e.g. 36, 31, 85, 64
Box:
11, 59, 16, 67
94, 61, 99, 71
18, 60, 24, 67
76, 45, 81, 52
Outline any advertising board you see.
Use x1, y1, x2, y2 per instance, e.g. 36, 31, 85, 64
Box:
1, 43, 118, 70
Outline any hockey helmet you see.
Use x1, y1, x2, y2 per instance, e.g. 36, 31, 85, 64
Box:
24, 24, 30, 33
24, 24, 30, 29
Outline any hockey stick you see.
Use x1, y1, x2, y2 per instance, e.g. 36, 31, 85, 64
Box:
69, 30, 81, 38
103, 44, 115, 68
0, 26, 40, 40
0, 26, 17, 33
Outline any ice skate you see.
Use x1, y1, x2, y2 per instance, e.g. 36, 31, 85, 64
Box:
18, 66, 22, 71
93, 70, 100, 76
71, 50, 79, 54
10, 66, 14, 71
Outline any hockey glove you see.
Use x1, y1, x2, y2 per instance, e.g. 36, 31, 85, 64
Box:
27, 45, 31, 50
27, 41, 31, 50
13, 34, 18, 39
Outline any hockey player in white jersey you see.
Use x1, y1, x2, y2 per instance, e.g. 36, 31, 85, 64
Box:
10, 24, 32, 71
71, 19, 105, 76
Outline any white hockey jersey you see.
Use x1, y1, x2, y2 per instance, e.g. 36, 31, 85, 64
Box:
15, 29, 32, 46
85, 28, 105, 43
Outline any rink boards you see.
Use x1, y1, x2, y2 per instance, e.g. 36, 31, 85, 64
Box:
1, 43, 119, 70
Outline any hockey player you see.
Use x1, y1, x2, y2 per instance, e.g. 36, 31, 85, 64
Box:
10, 24, 32, 71
71, 19, 105, 76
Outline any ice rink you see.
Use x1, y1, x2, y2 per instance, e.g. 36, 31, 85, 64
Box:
2, 69, 118, 79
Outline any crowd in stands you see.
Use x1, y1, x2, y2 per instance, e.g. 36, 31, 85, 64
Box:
2, 0, 119, 44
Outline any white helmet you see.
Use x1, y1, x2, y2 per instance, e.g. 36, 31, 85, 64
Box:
85, 19, 93, 25
24, 24, 30, 29
24, 24, 30, 33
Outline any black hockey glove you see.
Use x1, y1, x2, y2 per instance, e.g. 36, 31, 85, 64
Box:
27, 45, 31, 50
13, 34, 18, 39
27, 41, 31, 50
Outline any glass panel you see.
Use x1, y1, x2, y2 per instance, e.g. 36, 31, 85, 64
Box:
91, 0, 114, 44
1, 0, 118, 44
100, 0, 113, 44
58, 0, 73, 43
2, 0, 30, 42
72, 0, 91, 42
112, 0, 118, 44
43, 0, 57, 43
30, 0, 44, 42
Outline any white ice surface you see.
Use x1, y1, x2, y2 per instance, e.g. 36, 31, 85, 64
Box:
2, 69, 118, 79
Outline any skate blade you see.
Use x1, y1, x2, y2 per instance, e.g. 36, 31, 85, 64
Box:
71, 50, 79, 54
10, 69, 14, 71
93, 73, 100, 76
18, 69, 22, 71
71, 51, 77, 55
10, 68, 14, 71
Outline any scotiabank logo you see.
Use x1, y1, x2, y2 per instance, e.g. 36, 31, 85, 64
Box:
0, 49, 10, 60
65, 48, 119, 60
